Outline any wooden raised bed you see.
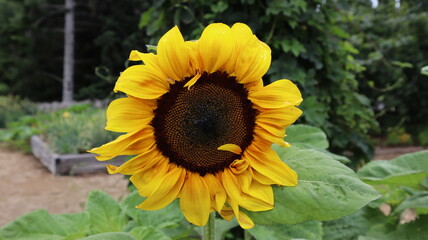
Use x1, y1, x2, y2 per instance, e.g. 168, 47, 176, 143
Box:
30, 135, 127, 175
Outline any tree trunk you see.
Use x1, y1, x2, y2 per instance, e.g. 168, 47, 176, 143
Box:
62, 0, 74, 103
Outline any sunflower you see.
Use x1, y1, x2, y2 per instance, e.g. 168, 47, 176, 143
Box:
90, 23, 302, 229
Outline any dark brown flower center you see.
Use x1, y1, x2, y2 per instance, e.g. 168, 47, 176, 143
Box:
151, 71, 257, 175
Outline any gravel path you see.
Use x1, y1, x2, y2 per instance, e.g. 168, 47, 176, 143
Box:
0, 146, 129, 226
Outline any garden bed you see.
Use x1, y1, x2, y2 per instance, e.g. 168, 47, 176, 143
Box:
30, 135, 127, 175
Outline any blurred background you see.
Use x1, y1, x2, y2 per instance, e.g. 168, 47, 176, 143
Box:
0, 0, 427, 232
1, 0, 427, 162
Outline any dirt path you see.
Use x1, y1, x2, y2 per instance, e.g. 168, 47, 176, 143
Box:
0, 146, 129, 226
374, 146, 426, 160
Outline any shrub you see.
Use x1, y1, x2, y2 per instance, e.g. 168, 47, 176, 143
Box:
40, 108, 119, 154
0, 95, 37, 128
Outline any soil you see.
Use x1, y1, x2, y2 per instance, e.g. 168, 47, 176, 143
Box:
0, 146, 129, 227
373, 146, 426, 160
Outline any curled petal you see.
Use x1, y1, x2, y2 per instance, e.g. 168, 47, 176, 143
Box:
218, 144, 242, 155
248, 79, 303, 108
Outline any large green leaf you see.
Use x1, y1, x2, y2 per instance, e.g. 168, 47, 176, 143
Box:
130, 226, 171, 240
248, 221, 322, 240
357, 150, 428, 188
247, 148, 380, 225
85, 190, 127, 234
0, 210, 89, 240
359, 215, 428, 240
394, 192, 428, 215
322, 210, 371, 240
78, 232, 135, 240
284, 124, 329, 149
215, 219, 238, 240
120, 191, 184, 228
280, 124, 351, 163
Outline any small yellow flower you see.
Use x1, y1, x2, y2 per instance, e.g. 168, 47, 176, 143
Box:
62, 112, 71, 118
90, 23, 302, 229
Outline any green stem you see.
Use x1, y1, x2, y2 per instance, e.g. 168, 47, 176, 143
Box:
202, 212, 216, 240
244, 229, 252, 240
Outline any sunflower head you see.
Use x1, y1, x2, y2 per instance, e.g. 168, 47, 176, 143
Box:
90, 23, 303, 229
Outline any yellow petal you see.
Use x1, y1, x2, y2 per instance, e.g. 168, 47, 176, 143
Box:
245, 145, 298, 186
180, 172, 211, 226
254, 126, 289, 147
222, 169, 273, 211
248, 79, 303, 108
204, 174, 226, 212
251, 168, 276, 185
106, 147, 162, 175
230, 23, 271, 84
243, 180, 274, 206
183, 72, 201, 89
198, 23, 234, 73
105, 97, 155, 132
235, 210, 254, 229
130, 159, 169, 197
114, 65, 169, 99
137, 166, 185, 210
157, 26, 196, 80
227, 198, 255, 229
219, 205, 235, 221
256, 106, 303, 137
217, 144, 242, 155
229, 159, 250, 174
89, 127, 155, 161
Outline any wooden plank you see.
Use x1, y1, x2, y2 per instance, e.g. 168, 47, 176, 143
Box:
30, 135, 57, 174
57, 153, 128, 175
31, 135, 129, 175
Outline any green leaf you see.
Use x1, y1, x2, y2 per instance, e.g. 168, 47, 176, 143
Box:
121, 191, 184, 228
78, 232, 135, 240
86, 190, 127, 234
129, 226, 171, 240
275, 124, 350, 163
284, 124, 329, 149
248, 221, 322, 240
391, 60, 413, 68
330, 26, 350, 38
394, 192, 428, 215
357, 150, 428, 188
215, 219, 239, 240
139, 8, 154, 29
322, 211, 370, 240
359, 215, 428, 240
247, 148, 380, 225
421, 66, 428, 76
0, 210, 89, 240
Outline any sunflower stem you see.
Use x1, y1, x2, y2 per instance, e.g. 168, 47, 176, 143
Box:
244, 230, 252, 240
202, 212, 216, 240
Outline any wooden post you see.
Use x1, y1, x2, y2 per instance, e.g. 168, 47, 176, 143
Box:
62, 0, 75, 103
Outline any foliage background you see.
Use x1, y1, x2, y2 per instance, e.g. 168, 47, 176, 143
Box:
1, 0, 427, 162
